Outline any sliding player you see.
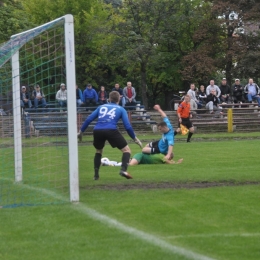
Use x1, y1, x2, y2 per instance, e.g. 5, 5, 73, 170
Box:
142, 104, 174, 160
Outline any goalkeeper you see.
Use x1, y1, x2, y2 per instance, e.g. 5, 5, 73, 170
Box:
78, 91, 142, 180
142, 104, 174, 160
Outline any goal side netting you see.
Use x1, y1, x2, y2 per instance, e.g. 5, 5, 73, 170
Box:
0, 14, 79, 208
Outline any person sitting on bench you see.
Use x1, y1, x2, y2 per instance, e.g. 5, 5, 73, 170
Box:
83, 84, 98, 108
32, 84, 47, 108
123, 81, 136, 109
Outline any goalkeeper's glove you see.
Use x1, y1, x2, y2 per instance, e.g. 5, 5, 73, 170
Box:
77, 131, 83, 142
134, 137, 142, 149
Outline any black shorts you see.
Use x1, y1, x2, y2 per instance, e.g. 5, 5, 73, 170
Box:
148, 140, 160, 154
93, 129, 127, 150
179, 118, 193, 129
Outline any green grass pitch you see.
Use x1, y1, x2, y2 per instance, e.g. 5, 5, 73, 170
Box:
1, 133, 260, 260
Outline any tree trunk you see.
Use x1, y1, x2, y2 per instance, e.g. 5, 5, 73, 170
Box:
140, 62, 148, 109
226, 36, 233, 86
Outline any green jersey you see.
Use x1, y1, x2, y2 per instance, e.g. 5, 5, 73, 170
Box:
132, 153, 166, 164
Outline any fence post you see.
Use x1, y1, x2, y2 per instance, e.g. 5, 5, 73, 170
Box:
227, 108, 233, 132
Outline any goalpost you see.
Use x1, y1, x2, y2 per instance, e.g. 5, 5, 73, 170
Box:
0, 14, 79, 207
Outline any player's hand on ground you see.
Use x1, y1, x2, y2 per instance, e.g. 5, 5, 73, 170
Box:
134, 137, 142, 149
153, 104, 161, 111
176, 158, 183, 164
77, 131, 83, 142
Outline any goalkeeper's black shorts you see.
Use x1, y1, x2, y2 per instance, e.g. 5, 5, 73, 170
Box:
93, 129, 127, 150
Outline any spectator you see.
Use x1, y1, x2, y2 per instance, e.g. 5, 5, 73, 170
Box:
77, 91, 142, 180
231, 79, 245, 103
189, 99, 198, 111
56, 83, 67, 107
187, 83, 203, 109
76, 84, 83, 107
83, 84, 98, 108
123, 81, 136, 108
112, 83, 125, 106
219, 78, 231, 104
206, 79, 221, 98
98, 86, 108, 105
205, 89, 222, 114
32, 84, 47, 108
244, 78, 260, 107
20, 86, 32, 108
176, 95, 195, 142
142, 105, 174, 160
197, 85, 207, 105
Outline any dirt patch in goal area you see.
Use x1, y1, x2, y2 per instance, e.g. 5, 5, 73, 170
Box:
83, 181, 260, 191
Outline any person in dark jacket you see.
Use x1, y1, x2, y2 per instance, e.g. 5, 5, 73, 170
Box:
83, 84, 98, 107
197, 85, 207, 105
98, 86, 108, 105
20, 86, 32, 108
76, 84, 83, 107
231, 79, 245, 103
32, 84, 47, 108
219, 78, 231, 103
205, 89, 222, 114
112, 83, 125, 106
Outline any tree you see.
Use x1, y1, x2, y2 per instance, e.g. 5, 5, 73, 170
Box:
181, 0, 260, 86
105, 0, 205, 108
0, 0, 33, 44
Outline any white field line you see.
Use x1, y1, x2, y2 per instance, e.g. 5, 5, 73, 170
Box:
2, 179, 216, 260
167, 233, 260, 239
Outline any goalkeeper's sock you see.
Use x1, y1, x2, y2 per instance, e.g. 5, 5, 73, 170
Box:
94, 153, 102, 170
121, 152, 130, 172
187, 132, 193, 142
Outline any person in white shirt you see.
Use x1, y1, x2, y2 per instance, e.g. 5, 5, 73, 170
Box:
56, 83, 67, 107
187, 83, 203, 109
206, 79, 221, 98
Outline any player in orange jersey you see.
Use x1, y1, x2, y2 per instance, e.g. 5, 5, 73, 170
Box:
176, 95, 195, 142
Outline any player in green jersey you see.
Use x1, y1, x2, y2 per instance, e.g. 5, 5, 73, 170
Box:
129, 153, 183, 165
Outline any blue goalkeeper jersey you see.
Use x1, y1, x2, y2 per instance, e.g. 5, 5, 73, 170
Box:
158, 117, 174, 154
80, 103, 136, 139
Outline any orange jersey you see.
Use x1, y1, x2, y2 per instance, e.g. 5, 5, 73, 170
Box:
177, 101, 190, 118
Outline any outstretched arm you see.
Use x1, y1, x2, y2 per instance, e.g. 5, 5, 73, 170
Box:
154, 104, 167, 118
166, 158, 183, 164
164, 145, 173, 160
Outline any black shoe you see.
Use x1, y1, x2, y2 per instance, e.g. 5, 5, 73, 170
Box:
187, 139, 191, 143
119, 170, 133, 179
93, 173, 99, 180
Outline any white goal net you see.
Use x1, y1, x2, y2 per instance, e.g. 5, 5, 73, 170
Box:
0, 14, 79, 208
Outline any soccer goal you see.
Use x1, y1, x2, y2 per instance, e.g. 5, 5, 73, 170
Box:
0, 14, 79, 208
